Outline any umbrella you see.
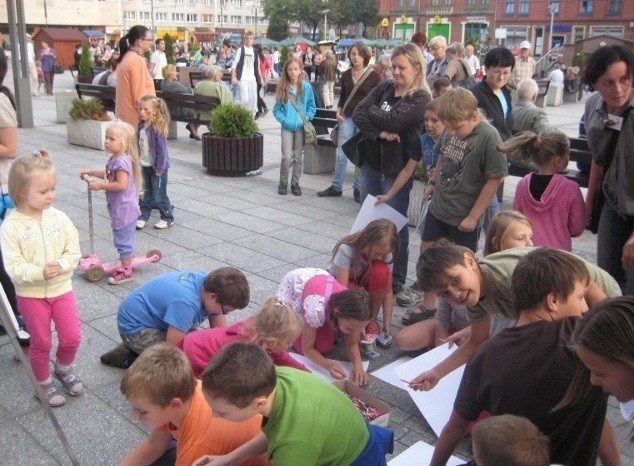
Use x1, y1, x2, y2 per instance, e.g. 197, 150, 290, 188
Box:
280, 36, 317, 47
254, 37, 279, 47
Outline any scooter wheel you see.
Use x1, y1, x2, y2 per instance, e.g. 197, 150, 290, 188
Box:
86, 265, 105, 282
147, 249, 162, 262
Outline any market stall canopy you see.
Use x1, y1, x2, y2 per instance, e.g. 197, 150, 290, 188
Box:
83, 30, 105, 39
254, 37, 279, 47
338, 38, 375, 47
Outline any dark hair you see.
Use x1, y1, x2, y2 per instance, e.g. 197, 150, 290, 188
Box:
327, 288, 373, 329
584, 45, 634, 86
411, 31, 427, 47
484, 47, 515, 70
511, 248, 589, 313
201, 342, 276, 408
348, 41, 372, 67
106, 57, 118, 72
433, 76, 452, 92
203, 267, 250, 309
155, 38, 164, 47
118, 25, 150, 63
0, 48, 16, 110
416, 239, 475, 292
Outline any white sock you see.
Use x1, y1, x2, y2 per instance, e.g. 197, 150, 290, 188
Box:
40, 377, 53, 385
56, 363, 71, 373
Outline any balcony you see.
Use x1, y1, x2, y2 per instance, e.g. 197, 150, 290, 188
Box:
425, 6, 454, 15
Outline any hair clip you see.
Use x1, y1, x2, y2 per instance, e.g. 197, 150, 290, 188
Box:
31, 150, 42, 158
275, 298, 287, 308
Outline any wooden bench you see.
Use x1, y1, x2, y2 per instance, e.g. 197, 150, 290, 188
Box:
189, 70, 232, 88
304, 108, 338, 175
508, 136, 591, 188
75, 83, 116, 112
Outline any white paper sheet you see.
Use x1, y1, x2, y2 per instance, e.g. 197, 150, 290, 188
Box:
394, 343, 465, 437
388, 441, 463, 466
370, 356, 412, 390
289, 353, 370, 383
350, 194, 409, 234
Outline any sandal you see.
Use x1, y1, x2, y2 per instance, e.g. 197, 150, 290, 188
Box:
401, 305, 437, 326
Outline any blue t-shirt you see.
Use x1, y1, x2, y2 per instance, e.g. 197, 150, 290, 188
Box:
118, 271, 208, 335
420, 133, 439, 174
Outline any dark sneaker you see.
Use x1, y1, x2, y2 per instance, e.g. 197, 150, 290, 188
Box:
37, 381, 66, 407
261, 108, 269, 117
317, 185, 342, 197
100, 343, 138, 368
291, 184, 302, 196
53, 365, 83, 395
254, 112, 261, 120
353, 187, 361, 203
278, 183, 288, 195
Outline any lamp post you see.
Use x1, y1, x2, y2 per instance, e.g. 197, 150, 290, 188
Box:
548, 1, 558, 54
321, 9, 330, 41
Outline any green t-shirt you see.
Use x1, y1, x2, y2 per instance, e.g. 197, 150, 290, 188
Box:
468, 247, 620, 322
262, 367, 369, 465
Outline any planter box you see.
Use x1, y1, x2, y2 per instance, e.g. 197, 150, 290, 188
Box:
67, 119, 114, 151
202, 133, 264, 176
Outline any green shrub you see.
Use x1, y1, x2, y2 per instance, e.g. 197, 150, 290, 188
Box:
280, 45, 290, 68
78, 42, 93, 77
69, 98, 111, 121
210, 103, 258, 138
164, 33, 175, 65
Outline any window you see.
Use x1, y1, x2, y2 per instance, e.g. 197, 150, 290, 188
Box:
579, 0, 593, 14
573, 26, 585, 42
481, 0, 489, 5
172, 12, 184, 21
139, 11, 151, 20
156, 12, 167, 22
431, 0, 439, 6
175, 0, 184, 4
467, 0, 475, 5
231, 15, 242, 25
201, 14, 213, 23
204, 0, 213, 5
188, 0, 196, 5
217, 15, 227, 24
245, 16, 254, 25
409, 0, 416, 6
519, 0, 529, 14
590, 26, 624, 37
186, 13, 198, 23
398, 0, 403, 6
124, 11, 136, 20
607, 0, 621, 15
505, 0, 514, 14
444, 0, 452, 5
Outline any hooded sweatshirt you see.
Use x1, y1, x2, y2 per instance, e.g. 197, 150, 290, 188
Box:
513, 173, 586, 251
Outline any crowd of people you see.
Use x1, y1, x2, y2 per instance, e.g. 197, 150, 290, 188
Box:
1, 25, 634, 466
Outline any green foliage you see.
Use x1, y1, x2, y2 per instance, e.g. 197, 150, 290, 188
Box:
78, 42, 93, 77
280, 46, 290, 69
69, 98, 111, 121
163, 33, 175, 65
414, 161, 426, 182
267, 12, 288, 41
572, 52, 585, 76
210, 103, 258, 138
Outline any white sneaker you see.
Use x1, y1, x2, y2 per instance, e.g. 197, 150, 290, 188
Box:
154, 220, 174, 229
136, 220, 147, 230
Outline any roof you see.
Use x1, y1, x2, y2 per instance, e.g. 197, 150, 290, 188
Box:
35, 28, 87, 42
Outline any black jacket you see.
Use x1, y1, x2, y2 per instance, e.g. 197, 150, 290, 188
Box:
471, 80, 514, 141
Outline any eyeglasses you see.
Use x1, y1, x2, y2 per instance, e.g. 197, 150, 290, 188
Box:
141, 38, 153, 42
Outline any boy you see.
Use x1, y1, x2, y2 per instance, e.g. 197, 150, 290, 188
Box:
196, 342, 394, 466
119, 344, 267, 466
471, 415, 549, 466
432, 77, 452, 98
101, 267, 249, 368
429, 248, 613, 466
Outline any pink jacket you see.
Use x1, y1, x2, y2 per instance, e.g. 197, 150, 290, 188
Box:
178, 319, 310, 377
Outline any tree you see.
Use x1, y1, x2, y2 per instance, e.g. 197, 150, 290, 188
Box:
267, 12, 288, 41
353, 0, 378, 37
163, 33, 175, 65
78, 42, 93, 77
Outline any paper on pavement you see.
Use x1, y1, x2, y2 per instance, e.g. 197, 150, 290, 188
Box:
350, 194, 409, 234
388, 441, 463, 466
370, 356, 412, 390
289, 352, 370, 383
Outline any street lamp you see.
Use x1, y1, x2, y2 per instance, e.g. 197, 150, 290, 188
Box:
321, 9, 330, 41
548, 1, 558, 54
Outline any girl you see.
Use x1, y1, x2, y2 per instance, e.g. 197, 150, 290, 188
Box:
80, 122, 142, 285
134, 95, 175, 230
497, 130, 586, 251
35, 60, 45, 95
179, 296, 309, 377
1, 151, 82, 407
253, 44, 270, 119
327, 219, 398, 343
277, 268, 373, 386
395, 210, 534, 351
272, 57, 316, 196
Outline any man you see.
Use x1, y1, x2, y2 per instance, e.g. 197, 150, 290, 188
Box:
509, 41, 535, 91
512, 78, 552, 134
149, 38, 168, 81
16, 34, 39, 96
231, 31, 261, 117
464, 44, 480, 75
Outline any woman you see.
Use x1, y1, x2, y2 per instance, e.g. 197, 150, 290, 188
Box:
352, 42, 431, 294
253, 44, 270, 119
38, 41, 57, 96
584, 45, 634, 295
442, 42, 472, 86
161, 64, 200, 140
318, 41, 381, 202
115, 25, 156, 127
425, 35, 449, 86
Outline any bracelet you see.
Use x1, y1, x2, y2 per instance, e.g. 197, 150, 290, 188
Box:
428, 180, 437, 186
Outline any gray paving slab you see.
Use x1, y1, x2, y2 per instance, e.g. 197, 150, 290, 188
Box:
1, 65, 630, 465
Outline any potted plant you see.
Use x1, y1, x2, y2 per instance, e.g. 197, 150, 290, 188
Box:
67, 98, 113, 150
77, 42, 94, 84
202, 103, 263, 176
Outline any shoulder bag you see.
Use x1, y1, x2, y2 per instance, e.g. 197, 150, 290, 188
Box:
331, 67, 374, 143
288, 93, 317, 146
452, 60, 477, 90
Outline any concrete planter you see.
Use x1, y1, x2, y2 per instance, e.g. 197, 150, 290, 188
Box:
67, 119, 113, 151
202, 133, 264, 176
55, 90, 77, 123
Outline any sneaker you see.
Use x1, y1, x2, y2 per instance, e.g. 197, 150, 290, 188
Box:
136, 219, 147, 230
53, 365, 83, 395
278, 183, 288, 195
317, 185, 342, 197
254, 112, 261, 120
291, 184, 302, 196
108, 267, 133, 285
353, 187, 361, 203
392, 284, 403, 295
395, 289, 425, 307
261, 108, 269, 117
100, 343, 138, 368
154, 219, 174, 229
37, 381, 66, 407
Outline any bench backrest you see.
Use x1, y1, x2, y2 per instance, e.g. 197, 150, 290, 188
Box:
312, 108, 338, 129
568, 136, 591, 165
189, 71, 203, 88
156, 90, 222, 112
535, 78, 550, 96
75, 83, 116, 112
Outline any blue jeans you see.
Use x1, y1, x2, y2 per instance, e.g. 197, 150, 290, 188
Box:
332, 117, 360, 191
598, 201, 634, 295
139, 167, 174, 222
360, 164, 413, 287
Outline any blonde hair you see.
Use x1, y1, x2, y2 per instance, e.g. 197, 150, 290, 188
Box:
428, 35, 447, 50
8, 150, 56, 209
437, 87, 483, 123
106, 121, 142, 194
390, 42, 431, 97
163, 64, 177, 78
484, 210, 533, 256
241, 296, 303, 350
139, 95, 170, 138
496, 130, 569, 168
276, 57, 305, 104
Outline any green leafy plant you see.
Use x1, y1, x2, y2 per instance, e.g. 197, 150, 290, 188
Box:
78, 42, 93, 77
163, 33, 175, 65
572, 52, 585, 77
414, 161, 426, 182
280, 45, 290, 68
69, 98, 111, 121
210, 103, 258, 138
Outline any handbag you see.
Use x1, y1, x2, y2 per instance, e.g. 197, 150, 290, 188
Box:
53, 63, 64, 74
331, 67, 374, 143
341, 130, 367, 167
452, 60, 477, 90
288, 93, 318, 146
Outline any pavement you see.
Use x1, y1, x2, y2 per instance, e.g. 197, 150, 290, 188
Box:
0, 68, 632, 465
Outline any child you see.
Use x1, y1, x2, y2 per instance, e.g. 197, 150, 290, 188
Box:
327, 219, 398, 342
35, 60, 45, 94
135, 95, 175, 230
100, 268, 249, 368
272, 57, 316, 196
119, 343, 267, 466
1, 151, 82, 407
429, 248, 612, 466
471, 415, 550, 466
80, 121, 142, 285
395, 210, 534, 351
179, 296, 309, 377
496, 130, 586, 251
196, 343, 394, 465
277, 268, 373, 386
432, 76, 452, 98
